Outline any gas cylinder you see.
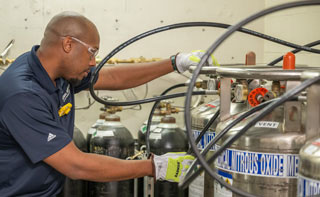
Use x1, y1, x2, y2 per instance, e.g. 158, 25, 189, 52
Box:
87, 112, 107, 152
58, 126, 88, 197
89, 113, 135, 197
298, 137, 320, 197
149, 115, 189, 197
189, 98, 247, 197
138, 108, 163, 148
214, 94, 306, 196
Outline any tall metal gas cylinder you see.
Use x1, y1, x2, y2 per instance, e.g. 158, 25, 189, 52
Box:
149, 115, 189, 197
90, 113, 135, 197
58, 126, 88, 197
213, 56, 306, 196
298, 137, 320, 197
190, 98, 219, 197
297, 76, 320, 197
189, 76, 219, 197
190, 98, 247, 197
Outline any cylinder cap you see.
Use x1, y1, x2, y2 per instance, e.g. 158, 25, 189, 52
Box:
99, 112, 107, 120
160, 116, 176, 124
283, 52, 295, 70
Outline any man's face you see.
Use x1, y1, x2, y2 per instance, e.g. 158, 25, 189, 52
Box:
64, 33, 100, 85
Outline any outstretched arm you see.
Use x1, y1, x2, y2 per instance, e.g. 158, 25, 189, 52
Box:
44, 141, 153, 182
93, 59, 174, 90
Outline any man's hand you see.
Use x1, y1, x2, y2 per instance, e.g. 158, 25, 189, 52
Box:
173, 50, 219, 73
151, 152, 195, 182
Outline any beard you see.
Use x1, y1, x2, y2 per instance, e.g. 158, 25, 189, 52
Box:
68, 78, 82, 87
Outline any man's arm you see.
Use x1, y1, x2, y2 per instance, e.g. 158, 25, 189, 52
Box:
44, 141, 153, 182
93, 59, 174, 90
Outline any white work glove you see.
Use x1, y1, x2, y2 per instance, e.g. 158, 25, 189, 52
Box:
151, 152, 195, 182
172, 50, 219, 73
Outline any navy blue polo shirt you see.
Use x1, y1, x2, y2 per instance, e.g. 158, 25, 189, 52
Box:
0, 45, 94, 196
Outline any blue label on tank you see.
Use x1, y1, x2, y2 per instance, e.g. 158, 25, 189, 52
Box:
215, 147, 299, 178
193, 130, 216, 151
298, 174, 320, 197
218, 169, 232, 179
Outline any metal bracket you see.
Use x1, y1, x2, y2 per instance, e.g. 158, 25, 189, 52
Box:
144, 176, 154, 197
220, 78, 231, 121
306, 82, 320, 140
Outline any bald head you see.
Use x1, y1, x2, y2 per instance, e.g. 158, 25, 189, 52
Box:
41, 11, 99, 48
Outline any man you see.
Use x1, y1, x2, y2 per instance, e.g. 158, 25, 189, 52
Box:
0, 11, 217, 196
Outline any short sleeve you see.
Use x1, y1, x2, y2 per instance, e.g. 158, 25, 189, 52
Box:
74, 67, 98, 93
1, 93, 72, 164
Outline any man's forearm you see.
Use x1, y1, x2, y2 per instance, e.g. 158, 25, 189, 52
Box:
74, 152, 153, 182
93, 59, 174, 90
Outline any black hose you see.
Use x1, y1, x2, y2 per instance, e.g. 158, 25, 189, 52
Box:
183, 1, 320, 197
145, 83, 186, 154
89, 21, 320, 107
186, 108, 220, 154
159, 83, 186, 95
268, 40, 320, 65
91, 91, 206, 106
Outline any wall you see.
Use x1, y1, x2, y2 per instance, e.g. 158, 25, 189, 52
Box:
0, 0, 266, 138
263, 0, 320, 67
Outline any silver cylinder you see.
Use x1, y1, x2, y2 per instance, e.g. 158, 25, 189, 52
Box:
215, 104, 306, 197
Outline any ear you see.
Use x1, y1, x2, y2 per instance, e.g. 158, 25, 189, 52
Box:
61, 36, 72, 53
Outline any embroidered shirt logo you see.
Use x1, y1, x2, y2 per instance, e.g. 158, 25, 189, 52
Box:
62, 84, 70, 102
47, 133, 56, 142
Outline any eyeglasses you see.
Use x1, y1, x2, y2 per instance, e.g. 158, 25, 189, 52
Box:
63, 36, 99, 60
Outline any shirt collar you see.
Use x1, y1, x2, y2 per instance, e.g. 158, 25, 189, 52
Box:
28, 45, 58, 94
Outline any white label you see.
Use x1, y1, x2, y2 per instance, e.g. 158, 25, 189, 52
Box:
255, 121, 279, 128
153, 128, 162, 133
150, 133, 162, 140
96, 130, 114, 137
208, 100, 220, 106
298, 174, 320, 197
88, 128, 96, 135
197, 100, 219, 112
304, 145, 318, 155
214, 170, 233, 197
198, 106, 209, 112
216, 147, 299, 178
140, 125, 158, 134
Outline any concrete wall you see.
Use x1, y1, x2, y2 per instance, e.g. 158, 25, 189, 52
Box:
2, 0, 297, 138
263, 0, 320, 67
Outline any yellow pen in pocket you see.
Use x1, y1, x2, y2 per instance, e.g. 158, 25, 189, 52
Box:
58, 103, 72, 117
